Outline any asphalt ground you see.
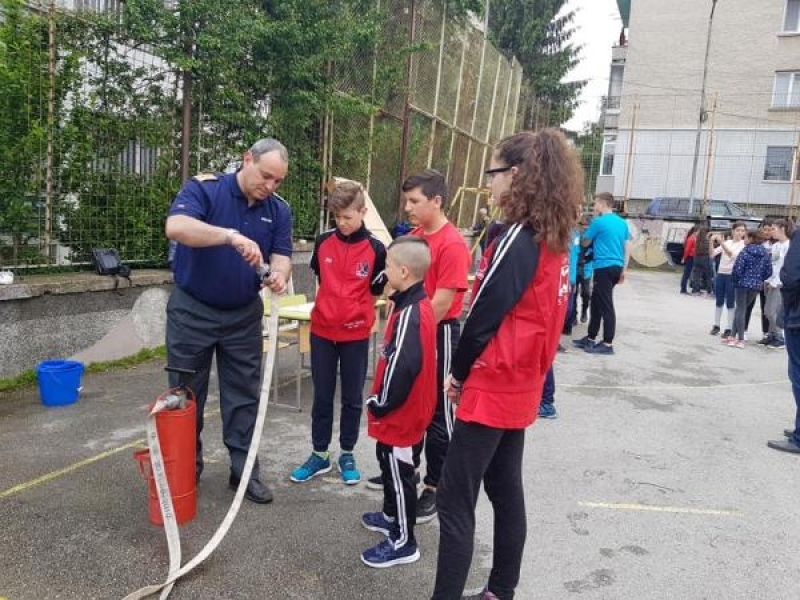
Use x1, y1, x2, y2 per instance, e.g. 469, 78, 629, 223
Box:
1, 269, 798, 600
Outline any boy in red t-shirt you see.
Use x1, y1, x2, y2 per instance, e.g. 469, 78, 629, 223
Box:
402, 169, 471, 521
290, 181, 386, 485
361, 236, 437, 568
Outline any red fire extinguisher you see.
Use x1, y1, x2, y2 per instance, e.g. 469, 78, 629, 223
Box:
135, 366, 197, 526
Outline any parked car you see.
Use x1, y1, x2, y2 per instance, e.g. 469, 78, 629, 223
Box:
641, 197, 762, 266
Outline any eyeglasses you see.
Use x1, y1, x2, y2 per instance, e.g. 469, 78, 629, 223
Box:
484, 166, 512, 176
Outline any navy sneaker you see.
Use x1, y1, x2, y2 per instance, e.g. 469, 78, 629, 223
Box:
361, 539, 420, 568
338, 452, 361, 485
361, 511, 395, 536
585, 342, 614, 355
768, 338, 786, 350
290, 452, 331, 483
572, 336, 595, 349
538, 403, 557, 419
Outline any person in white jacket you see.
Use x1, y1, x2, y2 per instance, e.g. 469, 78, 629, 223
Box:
764, 219, 793, 349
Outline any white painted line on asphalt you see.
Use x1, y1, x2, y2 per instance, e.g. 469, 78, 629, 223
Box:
579, 501, 743, 516
563, 380, 786, 391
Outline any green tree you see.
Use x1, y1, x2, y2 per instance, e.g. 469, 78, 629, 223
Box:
488, 0, 584, 127
0, 0, 81, 264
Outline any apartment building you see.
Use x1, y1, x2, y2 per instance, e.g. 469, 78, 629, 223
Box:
598, 0, 800, 215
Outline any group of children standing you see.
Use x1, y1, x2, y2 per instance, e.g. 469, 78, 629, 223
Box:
683, 219, 793, 349
284, 128, 583, 600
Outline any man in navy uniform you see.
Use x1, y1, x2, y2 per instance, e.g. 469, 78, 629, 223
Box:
165, 138, 292, 504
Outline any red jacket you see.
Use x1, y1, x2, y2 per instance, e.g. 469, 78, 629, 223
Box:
453, 224, 569, 429
367, 282, 437, 447
310, 225, 386, 342
682, 233, 696, 262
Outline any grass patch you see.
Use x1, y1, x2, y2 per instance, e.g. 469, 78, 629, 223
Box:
0, 346, 167, 394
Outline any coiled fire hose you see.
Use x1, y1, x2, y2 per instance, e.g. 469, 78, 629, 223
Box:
124, 265, 279, 600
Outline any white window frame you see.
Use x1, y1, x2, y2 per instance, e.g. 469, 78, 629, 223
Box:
784, 0, 800, 32
772, 71, 800, 108
601, 135, 616, 176
763, 146, 799, 182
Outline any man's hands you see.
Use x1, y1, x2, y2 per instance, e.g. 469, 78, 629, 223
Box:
264, 271, 288, 294
230, 232, 264, 268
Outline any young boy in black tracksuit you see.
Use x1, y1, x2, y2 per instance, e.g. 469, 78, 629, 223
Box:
360, 236, 438, 568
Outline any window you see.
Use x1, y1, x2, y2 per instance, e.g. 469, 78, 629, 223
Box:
764, 146, 798, 181
773, 72, 800, 107
785, 0, 800, 32
601, 135, 616, 175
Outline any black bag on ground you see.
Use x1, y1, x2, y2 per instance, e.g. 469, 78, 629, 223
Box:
91, 248, 131, 291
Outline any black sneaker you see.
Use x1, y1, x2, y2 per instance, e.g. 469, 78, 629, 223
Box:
721, 329, 732, 341
572, 336, 594, 349
768, 338, 786, 350
709, 325, 720, 336
758, 335, 773, 345
366, 471, 421, 491
417, 487, 437, 523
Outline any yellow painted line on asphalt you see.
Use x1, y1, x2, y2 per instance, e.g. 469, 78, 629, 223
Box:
0, 439, 145, 499
580, 501, 743, 516
563, 380, 786, 392
0, 407, 224, 500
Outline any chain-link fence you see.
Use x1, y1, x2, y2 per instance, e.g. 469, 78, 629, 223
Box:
597, 91, 800, 218
0, 0, 527, 271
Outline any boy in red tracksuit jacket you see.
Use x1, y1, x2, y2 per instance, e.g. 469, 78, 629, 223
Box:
360, 236, 437, 569
290, 181, 386, 485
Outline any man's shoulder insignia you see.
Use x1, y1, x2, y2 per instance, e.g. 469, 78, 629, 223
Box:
193, 172, 218, 182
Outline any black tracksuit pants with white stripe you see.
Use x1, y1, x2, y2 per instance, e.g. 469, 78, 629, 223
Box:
414, 319, 460, 487
377, 442, 417, 548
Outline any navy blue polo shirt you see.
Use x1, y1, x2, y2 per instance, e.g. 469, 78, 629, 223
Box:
169, 172, 293, 309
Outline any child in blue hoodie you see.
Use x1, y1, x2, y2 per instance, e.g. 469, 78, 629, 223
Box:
729, 231, 772, 348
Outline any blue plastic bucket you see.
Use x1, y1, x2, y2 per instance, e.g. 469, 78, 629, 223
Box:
36, 360, 85, 407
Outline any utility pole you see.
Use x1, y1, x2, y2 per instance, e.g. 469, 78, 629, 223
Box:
688, 0, 719, 217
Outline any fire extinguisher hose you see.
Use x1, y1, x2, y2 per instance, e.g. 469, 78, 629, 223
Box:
123, 287, 280, 600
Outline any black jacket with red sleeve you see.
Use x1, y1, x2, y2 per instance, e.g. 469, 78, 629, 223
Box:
310, 224, 386, 342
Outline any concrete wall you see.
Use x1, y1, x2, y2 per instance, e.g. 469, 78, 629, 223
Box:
1, 247, 314, 379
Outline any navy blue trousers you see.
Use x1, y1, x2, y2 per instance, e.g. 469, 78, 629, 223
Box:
166, 287, 263, 481
310, 333, 369, 453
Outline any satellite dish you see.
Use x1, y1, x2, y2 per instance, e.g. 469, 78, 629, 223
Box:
630, 237, 669, 268
627, 220, 669, 268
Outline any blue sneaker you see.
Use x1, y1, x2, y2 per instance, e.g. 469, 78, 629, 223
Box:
361, 511, 395, 536
538, 403, 557, 419
361, 539, 420, 568
290, 452, 331, 483
584, 342, 614, 355
338, 452, 361, 485
572, 336, 595, 349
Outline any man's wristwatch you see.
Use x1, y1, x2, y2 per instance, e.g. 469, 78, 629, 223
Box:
224, 228, 238, 246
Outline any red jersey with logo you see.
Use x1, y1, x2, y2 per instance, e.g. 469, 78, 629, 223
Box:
452, 223, 569, 429
310, 224, 386, 342
411, 222, 470, 321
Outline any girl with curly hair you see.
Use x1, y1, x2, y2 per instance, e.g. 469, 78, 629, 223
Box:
431, 128, 583, 600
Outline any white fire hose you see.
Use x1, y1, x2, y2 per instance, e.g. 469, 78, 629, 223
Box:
124, 277, 279, 600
